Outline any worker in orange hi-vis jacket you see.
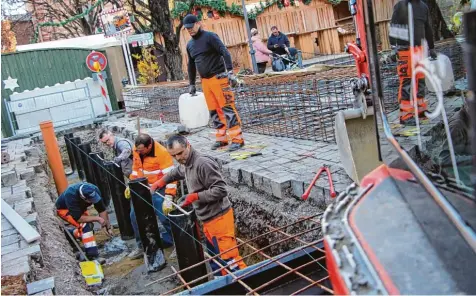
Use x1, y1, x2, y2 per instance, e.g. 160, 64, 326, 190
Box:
127, 133, 178, 257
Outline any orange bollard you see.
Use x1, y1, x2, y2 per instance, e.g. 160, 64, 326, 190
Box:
40, 121, 68, 195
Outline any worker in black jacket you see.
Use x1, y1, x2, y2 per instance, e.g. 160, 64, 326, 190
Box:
184, 14, 245, 152
389, 0, 437, 126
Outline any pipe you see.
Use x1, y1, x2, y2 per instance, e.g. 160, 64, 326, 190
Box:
63, 133, 75, 175
168, 199, 208, 286
104, 161, 134, 240
39, 121, 68, 195
129, 177, 165, 272
78, 143, 94, 183
71, 137, 85, 180
89, 152, 112, 207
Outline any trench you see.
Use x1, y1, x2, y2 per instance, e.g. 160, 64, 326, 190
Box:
47, 127, 326, 295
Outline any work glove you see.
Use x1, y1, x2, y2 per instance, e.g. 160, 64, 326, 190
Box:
189, 85, 197, 95
179, 193, 199, 208
162, 195, 176, 216
150, 178, 167, 194
227, 71, 238, 88
124, 186, 131, 199
429, 49, 437, 60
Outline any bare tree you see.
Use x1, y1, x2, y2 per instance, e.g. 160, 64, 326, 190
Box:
128, 0, 195, 81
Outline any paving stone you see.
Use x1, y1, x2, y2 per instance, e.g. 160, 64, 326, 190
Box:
2, 218, 14, 231
2, 229, 18, 237
3, 193, 29, 205
27, 277, 55, 295
1, 234, 20, 246
227, 166, 242, 184
29, 163, 44, 174
20, 168, 36, 181
240, 166, 264, 188
24, 147, 41, 158
1, 170, 18, 187
24, 212, 39, 227
12, 179, 27, 188
1, 255, 30, 276
291, 179, 305, 198
269, 174, 295, 199
2, 244, 41, 262
2, 241, 21, 254
14, 200, 33, 216
252, 169, 273, 193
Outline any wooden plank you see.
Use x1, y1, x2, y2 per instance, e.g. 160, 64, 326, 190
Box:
1, 198, 40, 243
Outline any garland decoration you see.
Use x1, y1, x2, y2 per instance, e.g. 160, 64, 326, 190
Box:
32, 0, 104, 43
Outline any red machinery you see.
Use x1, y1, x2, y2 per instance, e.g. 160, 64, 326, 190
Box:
323, 0, 476, 294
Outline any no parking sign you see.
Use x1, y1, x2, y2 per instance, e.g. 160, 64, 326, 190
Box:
86, 51, 108, 72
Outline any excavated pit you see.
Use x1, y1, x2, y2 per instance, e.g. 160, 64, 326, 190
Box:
49, 127, 326, 295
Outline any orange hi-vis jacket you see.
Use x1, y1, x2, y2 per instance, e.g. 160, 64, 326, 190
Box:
130, 141, 177, 196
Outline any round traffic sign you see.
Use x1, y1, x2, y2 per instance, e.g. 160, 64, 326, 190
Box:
86, 51, 108, 72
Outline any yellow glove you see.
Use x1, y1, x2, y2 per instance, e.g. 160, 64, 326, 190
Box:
124, 186, 131, 199
162, 195, 175, 216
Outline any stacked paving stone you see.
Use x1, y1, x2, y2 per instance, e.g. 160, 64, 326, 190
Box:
1, 138, 43, 276
102, 117, 353, 205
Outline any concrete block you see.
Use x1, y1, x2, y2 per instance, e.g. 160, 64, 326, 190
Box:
2, 170, 18, 186
20, 168, 36, 181
270, 174, 293, 199
291, 179, 305, 198
1, 234, 20, 246
24, 147, 41, 158
1, 256, 30, 276
252, 170, 273, 193
2, 244, 41, 262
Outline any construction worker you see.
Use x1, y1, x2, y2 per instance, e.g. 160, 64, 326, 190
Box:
183, 14, 245, 152
155, 134, 247, 275
55, 182, 113, 259
99, 130, 133, 177
99, 130, 145, 260
389, 0, 437, 125
128, 133, 177, 255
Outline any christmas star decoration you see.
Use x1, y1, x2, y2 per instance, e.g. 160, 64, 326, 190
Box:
3, 76, 19, 92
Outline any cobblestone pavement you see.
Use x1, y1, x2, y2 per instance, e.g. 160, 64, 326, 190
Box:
102, 116, 353, 206
1, 138, 42, 276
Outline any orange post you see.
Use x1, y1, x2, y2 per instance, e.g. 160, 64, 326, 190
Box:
40, 121, 68, 195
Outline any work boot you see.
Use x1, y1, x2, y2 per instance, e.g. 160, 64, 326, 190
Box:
128, 248, 144, 260
227, 142, 244, 152
211, 142, 228, 150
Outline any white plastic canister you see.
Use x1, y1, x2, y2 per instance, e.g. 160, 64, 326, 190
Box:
424, 53, 454, 93
178, 92, 210, 129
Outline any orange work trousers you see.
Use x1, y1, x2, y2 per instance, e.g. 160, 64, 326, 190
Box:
201, 76, 244, 144
57, 209, 99, 258
203, 208, 247, 275
397, 46, 428, 122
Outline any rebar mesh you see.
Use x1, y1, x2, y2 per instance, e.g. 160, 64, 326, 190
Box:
235, 74, 355, 143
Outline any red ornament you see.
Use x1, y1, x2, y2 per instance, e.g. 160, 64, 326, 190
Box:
213, 10, 220, 19
284, 0, 290, 6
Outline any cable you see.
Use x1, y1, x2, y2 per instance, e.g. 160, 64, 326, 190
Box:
64, 136, 327, 278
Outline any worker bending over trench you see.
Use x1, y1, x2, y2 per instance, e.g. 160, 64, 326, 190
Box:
156, 134, 247, 275
56, 182, 113, 259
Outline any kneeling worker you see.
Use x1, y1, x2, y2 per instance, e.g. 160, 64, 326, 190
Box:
155, 134, 247, 275
56, 182, 113, 259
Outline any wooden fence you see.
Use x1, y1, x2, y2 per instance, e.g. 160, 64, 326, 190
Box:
174, 0, 397, 73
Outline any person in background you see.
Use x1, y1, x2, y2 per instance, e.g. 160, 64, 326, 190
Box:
251, 28, 273, 74
56, 182, 113, 260
267, 25, 297, 62
155, 135, 247, 275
